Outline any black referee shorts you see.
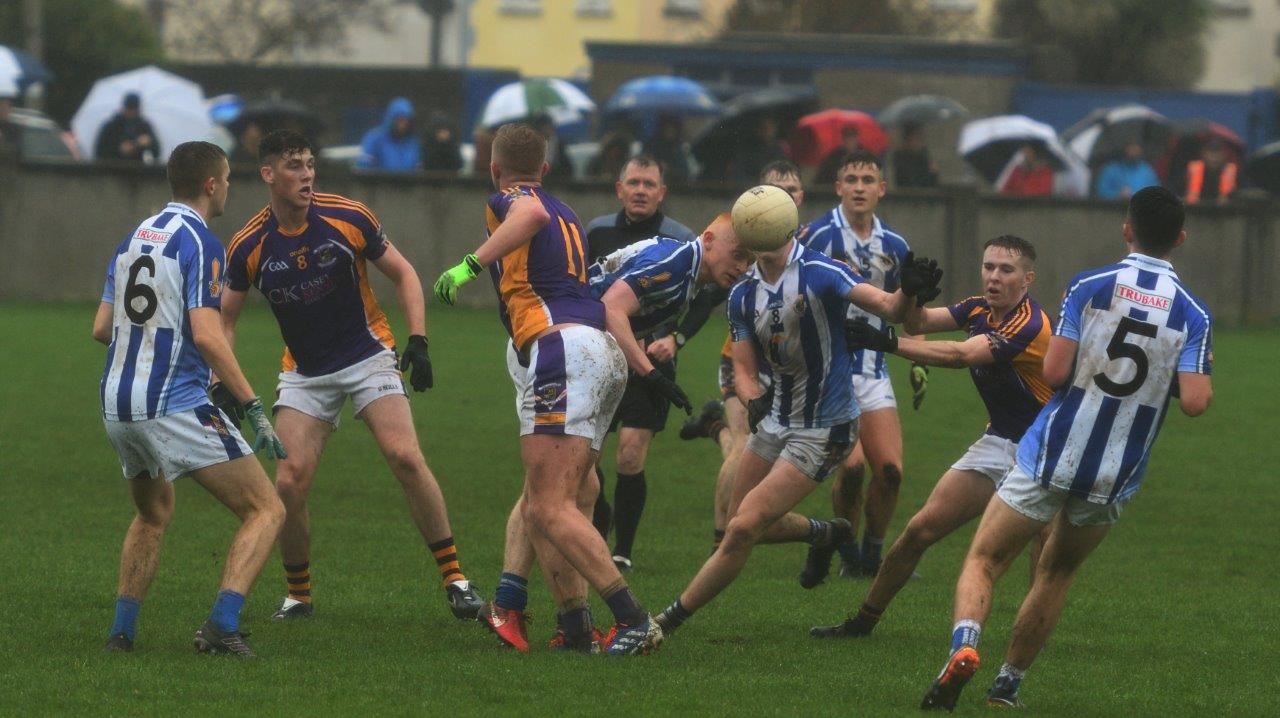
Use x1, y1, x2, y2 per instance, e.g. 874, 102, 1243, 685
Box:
609, 358, 677, 433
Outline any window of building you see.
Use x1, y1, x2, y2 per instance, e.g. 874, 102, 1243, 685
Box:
499, 0, 541, 16
1209, 0, 1250, 16
664, 0, 702, 18
929, 0, 978, 10
577, 0, 612, 17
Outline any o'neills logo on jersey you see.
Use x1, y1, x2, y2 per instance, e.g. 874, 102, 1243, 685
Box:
1116, 284, 1171, 311
136, 228, 171, 243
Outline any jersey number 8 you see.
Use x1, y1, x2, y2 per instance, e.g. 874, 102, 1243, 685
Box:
124, 255, 158, 324
1093, 316, 1157, 397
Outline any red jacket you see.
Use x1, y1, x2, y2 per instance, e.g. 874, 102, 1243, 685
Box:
1002, 163, 1054, 197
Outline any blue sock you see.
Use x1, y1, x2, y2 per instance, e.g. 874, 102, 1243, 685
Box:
995, 663, 1025, 692
861, 536, 884, 565
494, 572, 528, 612
950, 619, 981, 654
837, 540, 861, 564
806, 518, 826, 544
210, 589, 246, 634
110, 596, 141, 641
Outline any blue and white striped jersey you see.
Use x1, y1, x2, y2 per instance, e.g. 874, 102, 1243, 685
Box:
800, 209, 910, 378
588, 236, 702, 338
100, 202, 224, 421
1016, 253, 1213, 504
727, 240, 866, 429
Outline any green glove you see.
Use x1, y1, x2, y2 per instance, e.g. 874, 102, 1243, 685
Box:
244, 397, 287, 459
433, 254, 483, 306
909, 363, 929, 410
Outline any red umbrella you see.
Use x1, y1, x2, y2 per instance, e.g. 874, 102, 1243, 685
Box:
788, 109, 890, 166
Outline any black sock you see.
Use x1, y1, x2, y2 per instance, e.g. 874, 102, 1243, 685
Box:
559, 605, 594, 649
658, 598, 693, 633
602, 580, 647, 626
592, 466, 612, 538
612, 471, 646, 559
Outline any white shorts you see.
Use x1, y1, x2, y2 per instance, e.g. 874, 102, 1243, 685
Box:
745, 419, 857, 482
853, 375, 897, 413
997, 465, 1125, 527
104, 404, 252, 481
275, 350, 406, 428
506, 326, 626, 452
951, 433, 1019, 483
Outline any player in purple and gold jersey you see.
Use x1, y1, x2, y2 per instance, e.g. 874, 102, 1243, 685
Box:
219, 130, 483, 623
434, 123, 662, 656
812, 235, 1052, 640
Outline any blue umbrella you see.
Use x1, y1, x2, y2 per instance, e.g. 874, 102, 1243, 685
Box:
0, 45, 53, 97
603, 76, 721, 117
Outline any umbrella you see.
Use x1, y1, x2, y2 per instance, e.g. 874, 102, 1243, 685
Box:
690, 86, 818, 165
877, 94, 968, 127
958, 115, 1089, 194
603, 75, 721, 117
1061, 104, 1173, 167
72, 65, 212, 161
1159, 119, 1247, 184
0, 44, 53, 97
227, 98, 321, 137
1245, 141, 1280, 193
479, 78, 595, 129
789, 109, 890, 166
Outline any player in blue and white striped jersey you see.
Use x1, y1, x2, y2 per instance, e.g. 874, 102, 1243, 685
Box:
655, 218, 943, 639
93, 142, 286, 658
921, 187, 1214, 711
800, 149, 925, 578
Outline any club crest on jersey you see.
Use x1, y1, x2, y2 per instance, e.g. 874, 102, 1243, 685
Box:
793, 295, 808, 315
200, 411, 231, 437
313, 244, 338, 268
1115, 284, 1171, 311
637, 272, 672, 288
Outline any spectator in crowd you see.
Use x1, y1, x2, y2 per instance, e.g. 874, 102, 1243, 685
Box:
815, 124, 862, 186
1000, 143, 1054, 197
1096, 140, 1159, 200
729, 116, 788, 184
95, 93, 159, 163
590, 128, 636, 182
0, 95, 22, 155
229, 120, 265, 165
422, 113, 463, 173
358, 97, 421, 172
643, 114, 692, 184
1184, 138, 1237, 205
892, 122, 939, 188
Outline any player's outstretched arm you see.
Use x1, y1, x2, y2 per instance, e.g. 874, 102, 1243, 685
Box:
92, 302, 113, 345
894, 334, 996, 369
903, 306, 959, 336
848, 283, 911, 323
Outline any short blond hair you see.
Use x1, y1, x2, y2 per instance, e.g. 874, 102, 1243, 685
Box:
493, 123, 547, 177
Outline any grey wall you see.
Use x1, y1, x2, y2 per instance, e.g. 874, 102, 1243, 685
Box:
2, 157, 1276, 327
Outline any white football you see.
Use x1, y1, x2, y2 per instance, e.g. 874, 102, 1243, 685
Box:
732, 184, 798, 252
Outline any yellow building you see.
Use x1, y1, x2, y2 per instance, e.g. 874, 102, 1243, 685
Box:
467, 0, 735, 77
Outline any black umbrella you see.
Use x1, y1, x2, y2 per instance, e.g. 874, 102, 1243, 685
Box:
690, 86, 819, 167
228, 98, 322, 138
1245, 141, 1280, 193
1061, 104, 1173, 167
877, 94, 968, 127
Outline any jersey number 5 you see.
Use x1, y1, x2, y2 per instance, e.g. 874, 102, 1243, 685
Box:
124, 255, 158, 324
1093, 316, 1157, 397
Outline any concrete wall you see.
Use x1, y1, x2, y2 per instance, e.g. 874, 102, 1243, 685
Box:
2, 156, 1276, 327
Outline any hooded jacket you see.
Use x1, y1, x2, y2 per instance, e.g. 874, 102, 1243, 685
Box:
358, 97, 421, 171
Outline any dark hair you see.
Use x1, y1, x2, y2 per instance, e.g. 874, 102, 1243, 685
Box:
258, 129, 312, 165
620, 153, 663, 182
759, 159, 800, 182
123, 93, 141, 110
492, 123, 547, 177
983, 234, 1037, 263
167, 141, 227, 200
839, 149, 883, 176
1127, 186, 1185, 255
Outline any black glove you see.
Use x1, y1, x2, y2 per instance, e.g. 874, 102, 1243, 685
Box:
747, 385, 774, 434
207, 382, 245, 428
643, 369, 692, 414
844, 318, 898, 353
398, 335, 434, 392
899, 251, 944, 307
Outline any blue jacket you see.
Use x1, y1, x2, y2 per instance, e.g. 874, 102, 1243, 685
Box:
1096, 159, 1159, 200
358, 98, 421, 171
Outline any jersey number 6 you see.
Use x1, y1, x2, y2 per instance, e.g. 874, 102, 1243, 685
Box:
124, 255, 158, 324
1093, 316, 1157, 397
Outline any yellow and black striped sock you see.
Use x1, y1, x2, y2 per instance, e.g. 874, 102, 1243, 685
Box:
284, 561, 311, 604
429, 537, 466, 587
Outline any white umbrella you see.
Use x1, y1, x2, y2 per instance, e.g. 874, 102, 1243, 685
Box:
479, 78, 595, 129
959, 115, 1089, 196
1062, 104, 1172, 167
72, 65, 213, 161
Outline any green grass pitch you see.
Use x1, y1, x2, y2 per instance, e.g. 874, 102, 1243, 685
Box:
1, 303, 1276, 716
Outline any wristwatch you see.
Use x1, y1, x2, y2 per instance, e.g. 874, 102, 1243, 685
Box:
673, 332, 688, 350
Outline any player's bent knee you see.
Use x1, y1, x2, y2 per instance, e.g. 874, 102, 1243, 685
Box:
723, 514, 765, 551
838, 465, 865, 499
901, 517, 940, 550
878, 463, 903, 489
383, 445, 427, 479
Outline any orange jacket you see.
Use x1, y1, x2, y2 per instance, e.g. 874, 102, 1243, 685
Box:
1185, 160, 1237, 203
